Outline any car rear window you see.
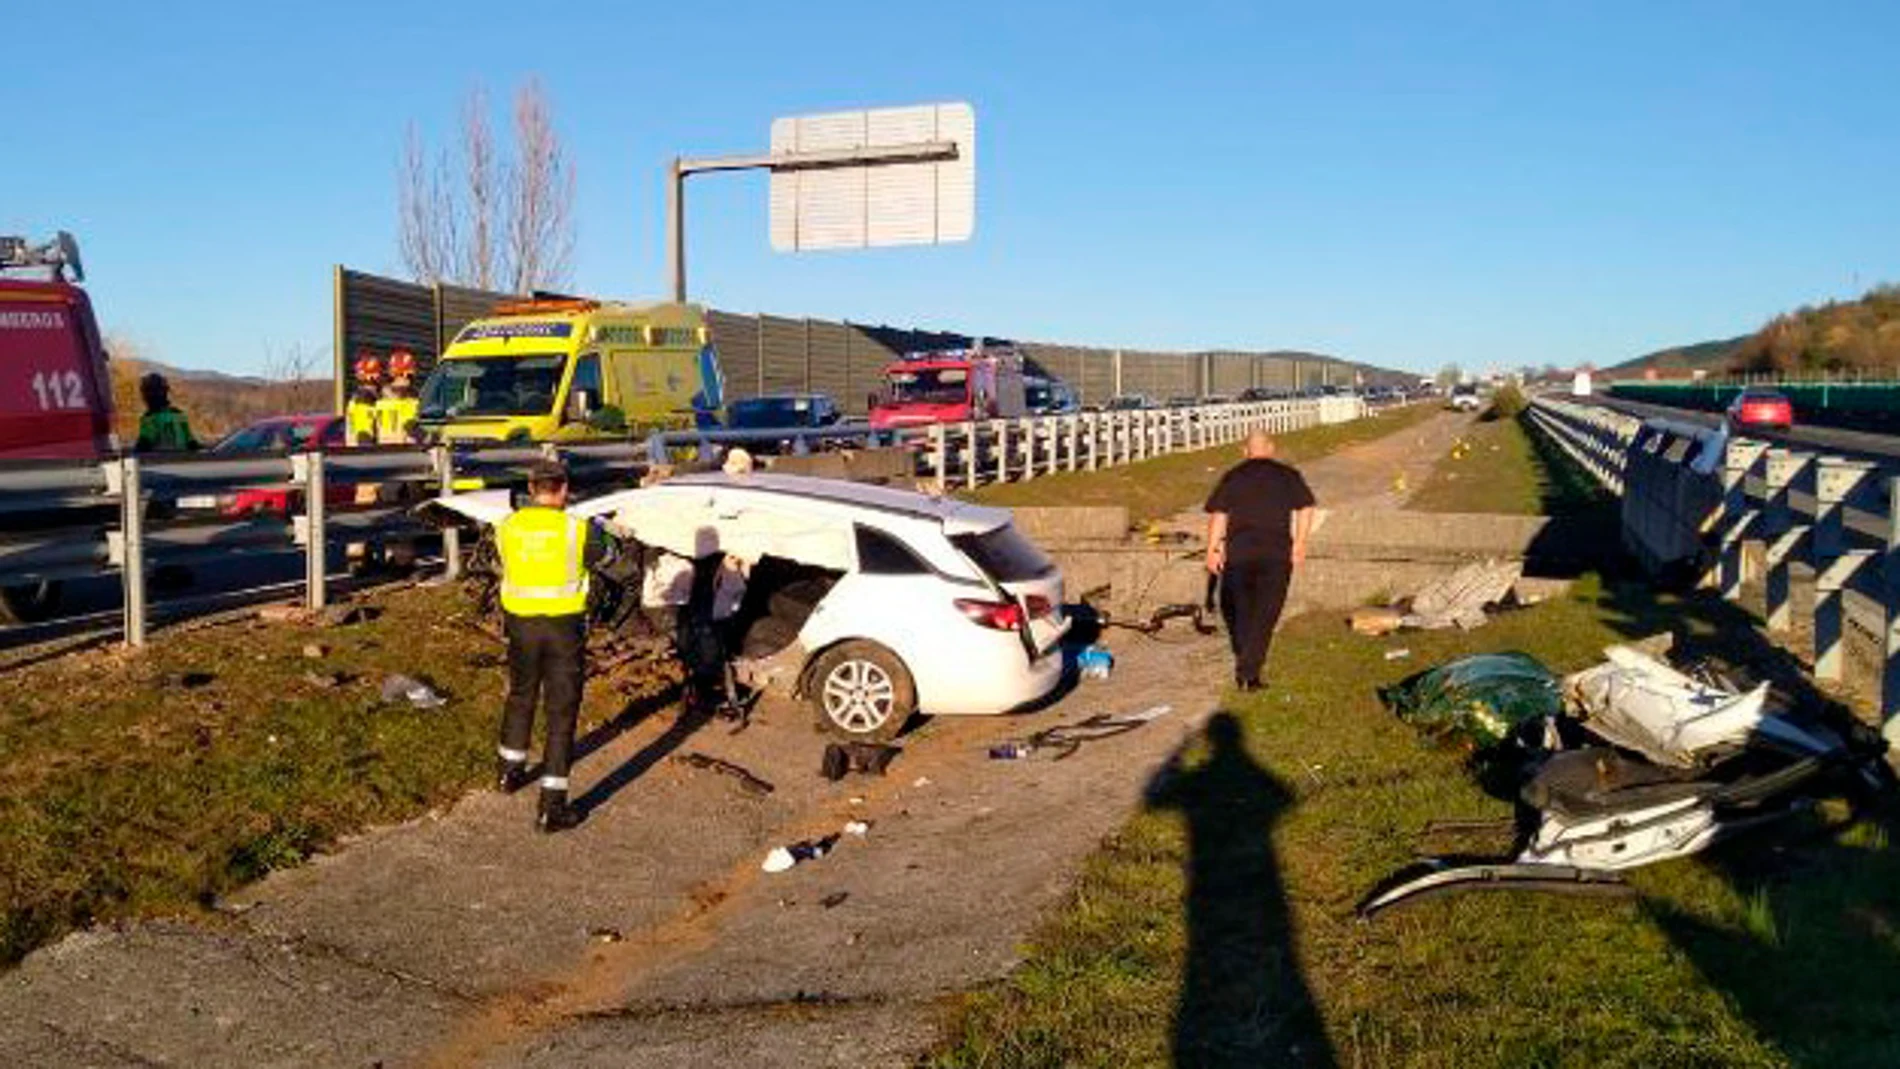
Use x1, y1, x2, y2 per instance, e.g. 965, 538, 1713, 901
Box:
951, 524, 1055, 582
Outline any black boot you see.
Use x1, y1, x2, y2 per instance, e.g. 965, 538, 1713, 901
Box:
496, 758, 530, 794
536, 788, 582, 834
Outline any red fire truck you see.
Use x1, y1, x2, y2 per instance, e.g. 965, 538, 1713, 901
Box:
0, 232, 114, 461
867, 347, 1029, 430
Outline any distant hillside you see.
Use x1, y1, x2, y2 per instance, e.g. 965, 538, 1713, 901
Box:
108, 359, 332, 442
1729, 284, 1900, 374
1610, 335, 1749, 375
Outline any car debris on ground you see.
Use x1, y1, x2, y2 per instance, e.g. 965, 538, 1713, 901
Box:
379, 673, 446, 709
1362, 637, 1890, 916
673, 752, 775, 796
821, 742, 901, 780
1348, 559, 1541, 635
988, 705, 1176, 761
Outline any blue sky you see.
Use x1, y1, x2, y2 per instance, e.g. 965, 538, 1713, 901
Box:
9, 1, 1899, 377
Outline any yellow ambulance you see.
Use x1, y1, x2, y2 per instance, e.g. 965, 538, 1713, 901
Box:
415, 298, 723, 443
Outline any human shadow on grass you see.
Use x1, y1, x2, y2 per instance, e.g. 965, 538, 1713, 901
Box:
1588, 576, 1900, 1067
1145, 712, 1335, 1069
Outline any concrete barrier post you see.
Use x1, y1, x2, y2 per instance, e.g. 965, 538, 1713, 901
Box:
1813, 457, 1872, 681
1066, 415, 1080, 471
964, 421, 979, 489
992, 420, 1008, 484
1018, 417, 1035, 479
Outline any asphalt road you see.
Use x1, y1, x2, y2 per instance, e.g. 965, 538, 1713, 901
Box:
1587, 394, 1900, 467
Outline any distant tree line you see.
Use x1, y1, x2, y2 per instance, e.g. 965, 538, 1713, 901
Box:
1730, 284, 1900, 374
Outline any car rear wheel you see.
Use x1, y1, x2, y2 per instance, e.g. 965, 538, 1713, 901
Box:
0, 580, 63, 626
808, 640, 915, 742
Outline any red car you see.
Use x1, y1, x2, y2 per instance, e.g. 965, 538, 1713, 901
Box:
193, 414, 355, 517
1725, 388, 1793, 433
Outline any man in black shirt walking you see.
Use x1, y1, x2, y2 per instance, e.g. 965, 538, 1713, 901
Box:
1205, 431, 1316, 691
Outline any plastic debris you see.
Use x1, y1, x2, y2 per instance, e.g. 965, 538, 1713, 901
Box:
842, 820, 870, 836
989, 741, 1035, 761
380, 674, 447, 709
762, 835, 840, 874
588, 927, 624, 944
1077, 646, 1114, 680
1383, 648, 1412, 661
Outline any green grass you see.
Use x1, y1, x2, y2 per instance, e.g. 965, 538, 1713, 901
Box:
963, 403, 1440, 525
0, 586, 663, 965
929, 583, 1900, 1068
1404, 413, 1544, 515
933, 417, 1900, 1068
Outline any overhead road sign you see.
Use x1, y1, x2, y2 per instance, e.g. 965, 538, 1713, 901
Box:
663, 102, 976, 300
768, 102, 976, 252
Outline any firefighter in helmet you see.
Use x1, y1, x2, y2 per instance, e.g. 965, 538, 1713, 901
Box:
378, 349, 423, 445
347, 354, 383, 446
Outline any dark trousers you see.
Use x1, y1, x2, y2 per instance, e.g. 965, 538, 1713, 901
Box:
1219, 558, 1294, 685
500, 612, 586, 787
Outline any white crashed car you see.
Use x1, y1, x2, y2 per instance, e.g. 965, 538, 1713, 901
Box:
437, 473, 1070, 741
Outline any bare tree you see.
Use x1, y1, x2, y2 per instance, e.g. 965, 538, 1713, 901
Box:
397, 124, 456, 285
460, 85, 500, 291
396, 80, 576, 295
507, 79, 575, 294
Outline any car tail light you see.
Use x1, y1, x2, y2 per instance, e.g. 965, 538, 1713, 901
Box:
1023, 594, 1055, 619
955, 597, 1025, 631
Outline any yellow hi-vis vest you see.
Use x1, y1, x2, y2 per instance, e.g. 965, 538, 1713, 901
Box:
375, 396, 419, 444
345, 400, 379, 445
497, 507, 590, 617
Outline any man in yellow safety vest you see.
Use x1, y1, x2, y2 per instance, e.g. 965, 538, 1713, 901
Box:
494, 458, 618, 832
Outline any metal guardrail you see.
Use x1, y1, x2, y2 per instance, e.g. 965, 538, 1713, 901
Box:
1527, 395, 1900, 751
0, 397, 1370, 646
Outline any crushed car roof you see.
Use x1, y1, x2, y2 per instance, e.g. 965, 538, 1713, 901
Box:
660, 472, 1014, 535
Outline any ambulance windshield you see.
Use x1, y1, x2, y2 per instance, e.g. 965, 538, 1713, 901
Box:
420, 354, 568, 418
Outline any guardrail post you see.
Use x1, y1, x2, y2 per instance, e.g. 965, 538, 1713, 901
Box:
117, 456, 147, 647
1065, 415, 1079, 472
1086, 414, 1101, 471
1761, 450, 1804, 634
645, 431, 669, 466
1017, 417, 1034, 480
296, 451, 328, 611
1719, 439, 1767, 599
1884, 476, 1900, 756
433, 446, 462, 580
931, 423, 948, 492
1813, 457, 1872, 681
994, 419, 1009, 483
963, 420, 979, 490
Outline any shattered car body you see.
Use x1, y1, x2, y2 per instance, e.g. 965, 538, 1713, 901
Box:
427, 473, 1070, 740
1363, 643, 1886, 916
